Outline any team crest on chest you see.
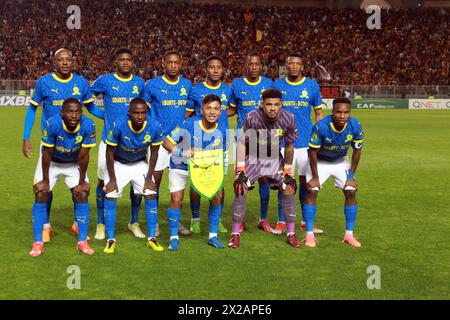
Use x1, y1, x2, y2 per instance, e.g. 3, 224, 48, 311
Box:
72, 85, 81, 96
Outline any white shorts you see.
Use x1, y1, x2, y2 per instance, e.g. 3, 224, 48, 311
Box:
155, 147, 171, 171
34, 155, 88, 191
281, 147, 309, 176
168, 168, 189, 193
104, 160, 156, 198
97, 140, 107, 180
305, 157, 351, 190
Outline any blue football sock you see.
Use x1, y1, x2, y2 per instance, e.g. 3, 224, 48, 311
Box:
303, 204, 317, 233
145, 199, 158, 238
190, 201, 200, 220
167, 208, 180, 238
208, 204, 222, 235
45, 191, 53, 224
96, 185, 105, 224
299, 183, 307, 222
32, 202, 47, 243
75, 202, 90, 242
104, 199, 117, 240
277, 190, 286, 222
259, 182, 270, 220
130, 186, 142, 224
344, 205, 358, 232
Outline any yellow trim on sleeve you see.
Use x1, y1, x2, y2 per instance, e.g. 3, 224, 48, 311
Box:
106, 140, 118, 146
83, 97, 94, 104
308, 143, 321, 148
41, 141, 54, 148
30, 99, 40, 107
229, 103, 237, 108
81, 143, 96, 148
167, 136, 177, 145
243, 77, 262, 86
185, 108, 194, 111
151, 141, 163, 146
313, 104, 324, 110
285, 77, 306, 86
353, 139, 363, 143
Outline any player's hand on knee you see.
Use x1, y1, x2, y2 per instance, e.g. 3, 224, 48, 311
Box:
344, 179, 358, 191
307, 178, 320, 192
104, 180, 118, 194
233, 171, 249, 197
144, 177, 157, 193
33, 180, 50, 194
74, 181, 90, 196
282, 174, 297, 194
23, 140, 32, 159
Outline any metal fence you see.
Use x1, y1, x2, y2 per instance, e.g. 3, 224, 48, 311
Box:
0, 79, 448, 99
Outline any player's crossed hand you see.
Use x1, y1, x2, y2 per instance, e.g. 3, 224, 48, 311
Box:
234, 171, 250, 196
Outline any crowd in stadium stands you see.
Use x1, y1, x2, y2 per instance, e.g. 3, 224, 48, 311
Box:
0, 0, 448, 85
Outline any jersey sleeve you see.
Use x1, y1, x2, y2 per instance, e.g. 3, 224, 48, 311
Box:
351, 120, 364, 149
105, 123, 119, 147
229, 81, 238, 107
284, 114, 298, 145
81, 78, 94, 104
30, 78, 45, 107
143, 81, 153, 107
151, 121, 164, 146
41, 120, 55, 147
90, 75, 106, 97
308, 124, 322, 149
185, 90, 195, 112
167, 120, 189, 145
81, 120, 96, 148
312, 81, 324, 110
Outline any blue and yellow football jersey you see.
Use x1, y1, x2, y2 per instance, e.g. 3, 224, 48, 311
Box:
30, 73, 94, 130
41, 114, 96, 163
91, 73, 145, 141
167, 117, 226, 171
273, 77, 324, 148
230, 76, 273, 130
143, 75, 192, 136
309, 115, 364, 162
105, 117, 163, 164
186, 82, 231, 130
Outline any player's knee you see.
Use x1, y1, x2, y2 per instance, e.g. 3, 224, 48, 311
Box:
144, 194, 157, 201
35, 191, 49, 203
231, 195, 247, 222
258, 177, 268, 184
97, 180, 104, 188
210, 194, 222, 206
170, 193, 183, 208
344, 189, 357, 200
74, 191, 89, 203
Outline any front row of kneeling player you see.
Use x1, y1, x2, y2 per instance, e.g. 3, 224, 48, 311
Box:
29, 90, 364, 256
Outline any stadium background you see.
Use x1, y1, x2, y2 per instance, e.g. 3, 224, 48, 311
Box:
0, 0, 449, 300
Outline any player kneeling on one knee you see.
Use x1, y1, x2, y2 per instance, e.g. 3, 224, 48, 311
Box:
102, 98, 164, 254
162, 94, 227, 251
304, 97, 364, 248
29, 98, 96, 257
228, 88, 302, 248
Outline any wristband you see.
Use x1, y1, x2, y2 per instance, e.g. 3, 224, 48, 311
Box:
283, 164, 293, 175
346, 170, 355, 180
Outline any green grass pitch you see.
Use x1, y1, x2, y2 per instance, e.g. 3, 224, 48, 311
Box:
0, 108, 449, 299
